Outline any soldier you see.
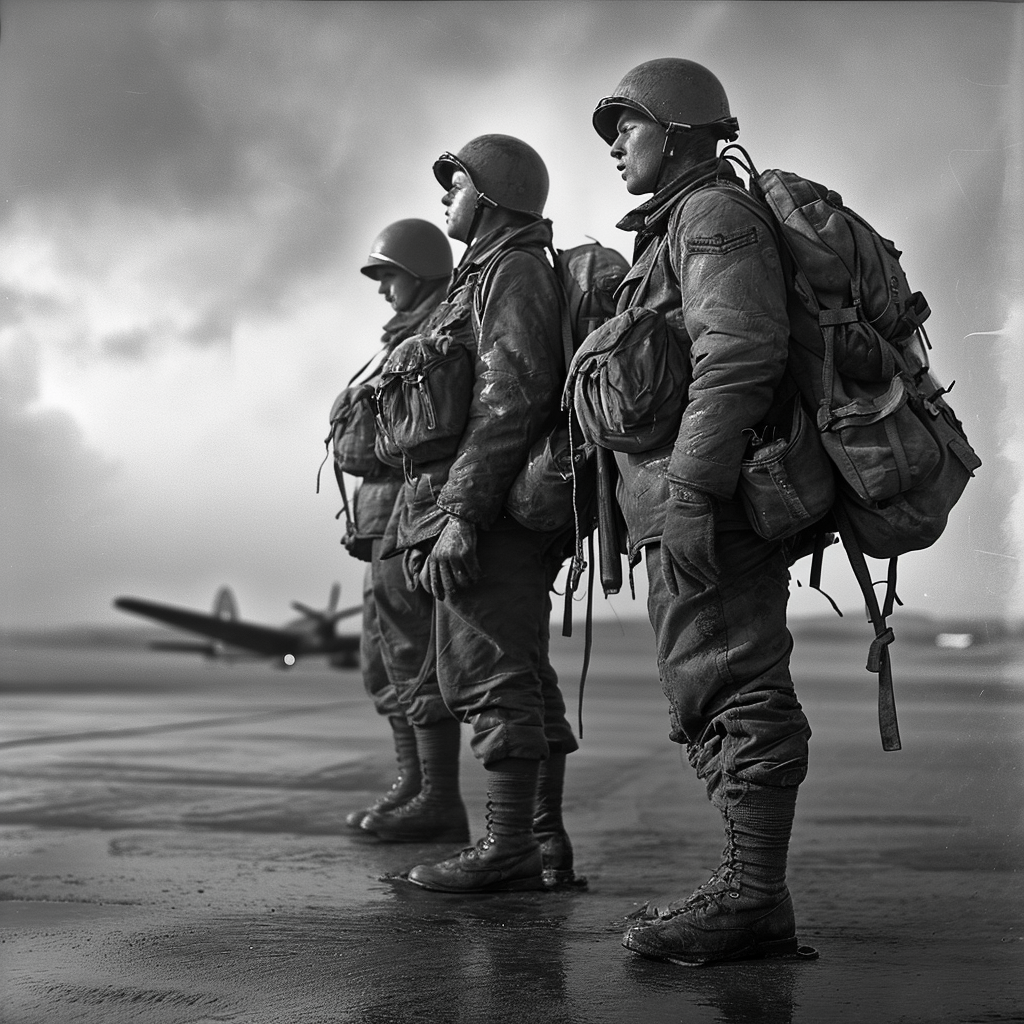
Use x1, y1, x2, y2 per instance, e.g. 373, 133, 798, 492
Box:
332, 218, 468, 844
380, 136, 579, 892
591, 60, 812, 964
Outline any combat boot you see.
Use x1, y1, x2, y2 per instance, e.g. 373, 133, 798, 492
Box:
362, 717, 469, 843
532, 753, 581, 888
407, 757, 545, 892
623, 781, 801, 966
346, 716, 420, 830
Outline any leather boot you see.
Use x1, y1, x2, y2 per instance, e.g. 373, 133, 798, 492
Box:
346, 716, 420, 830
362, 717, 469, 843
532, 753, 580, 888
407, 757, 544, 892
623, 780, 800, 966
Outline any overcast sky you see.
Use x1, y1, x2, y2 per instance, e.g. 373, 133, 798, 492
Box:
0, 0, 1021, 629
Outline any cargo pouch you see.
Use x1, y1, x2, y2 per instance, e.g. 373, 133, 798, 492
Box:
739, 397, 835, 541
374, 333, 474, 465
565, 305, 690, 453
330, 383, 379, 476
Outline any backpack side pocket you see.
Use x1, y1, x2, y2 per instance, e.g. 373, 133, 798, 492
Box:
739, 399, 835, 541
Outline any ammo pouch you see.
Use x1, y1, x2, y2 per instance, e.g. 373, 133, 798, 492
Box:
329, 383, 379, 477
374, 333, 474, 465
505, 415, 595, 533
564, 305, 690, 453
739, 398, 834, 541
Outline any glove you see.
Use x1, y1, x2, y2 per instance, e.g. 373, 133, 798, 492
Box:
661, 482, 718, 592
421, 516, 481, 601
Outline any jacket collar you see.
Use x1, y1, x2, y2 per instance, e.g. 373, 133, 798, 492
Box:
452, 218, 554, 288
382, 279, 448, 348
616, 157, 742, 237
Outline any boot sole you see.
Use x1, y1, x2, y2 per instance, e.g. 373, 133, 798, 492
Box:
405, 873, 547, 894
623, 932, 800, 967
542, 869, 588, 891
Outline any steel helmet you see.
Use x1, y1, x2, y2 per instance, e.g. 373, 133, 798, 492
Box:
592, 58, 739, 144
433, 135, 549, 218
360, 219, 453, 281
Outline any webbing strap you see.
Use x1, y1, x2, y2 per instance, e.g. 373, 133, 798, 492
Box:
808, 532, 843, 617
818, 307, 861, 327
832, 501, 902, 751
576, 531, 595, 739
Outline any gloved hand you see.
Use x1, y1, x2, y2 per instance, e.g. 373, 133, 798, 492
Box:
661, 482, 718, 592
403, 547, 427, 592
420, 516, 481, 600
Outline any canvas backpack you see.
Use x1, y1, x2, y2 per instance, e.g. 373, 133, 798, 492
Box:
316, 351, 391, 562
721, 144, 982, 751
478, 241, 629, 539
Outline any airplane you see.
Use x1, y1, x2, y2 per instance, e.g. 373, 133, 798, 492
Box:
113, 584, 363, 669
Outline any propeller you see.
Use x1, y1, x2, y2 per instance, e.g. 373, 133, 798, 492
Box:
291, 584, 359, 627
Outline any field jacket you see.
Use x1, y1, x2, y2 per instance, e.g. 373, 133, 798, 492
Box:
351, 281, 448, 539
383, 219, 563, 554
613, 157, 790, 558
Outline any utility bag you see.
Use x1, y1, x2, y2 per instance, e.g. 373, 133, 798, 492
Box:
563, 235, 690, 454
328, 383, 379, 477
374, 332, 475, 464
738, 395, 835, 542
566, 305, 690, 453
723, 145, 982, 751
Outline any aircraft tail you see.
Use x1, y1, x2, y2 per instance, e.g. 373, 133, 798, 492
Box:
213, 586, 238, 621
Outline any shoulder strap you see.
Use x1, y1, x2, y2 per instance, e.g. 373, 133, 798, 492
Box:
832, 500, 902, 751
347, 348, 386, 387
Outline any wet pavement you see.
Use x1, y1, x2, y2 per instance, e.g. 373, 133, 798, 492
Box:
1, 619, 1022, 1023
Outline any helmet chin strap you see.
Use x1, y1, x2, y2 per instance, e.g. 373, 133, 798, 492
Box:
655, 123, 684, 190
466, 191, 499, 245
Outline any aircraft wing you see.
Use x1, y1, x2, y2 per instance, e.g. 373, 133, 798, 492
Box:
114, 597, 297, 655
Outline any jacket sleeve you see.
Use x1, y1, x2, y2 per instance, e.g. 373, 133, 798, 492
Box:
667, 188, 789, 498
436, 250, 563, 526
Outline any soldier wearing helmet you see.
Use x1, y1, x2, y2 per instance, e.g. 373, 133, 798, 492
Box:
379, 135, 580, 893
330, 217, 469, 845
593, 59, 812, 964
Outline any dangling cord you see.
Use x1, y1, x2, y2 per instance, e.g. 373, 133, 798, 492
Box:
563, 408, 587, 638
335, 473, 355, 544
315, 430, 332, 494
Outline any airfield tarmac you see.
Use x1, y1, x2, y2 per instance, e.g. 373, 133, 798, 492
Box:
0, 618, 1022, 1024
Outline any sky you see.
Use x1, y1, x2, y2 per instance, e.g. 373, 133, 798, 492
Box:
0, 0, 1021, 630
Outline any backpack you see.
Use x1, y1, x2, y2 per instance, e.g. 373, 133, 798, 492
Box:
329, 383, 379, 477
722, 144, 982, 751
491, 241, 629, 537
317, 352, 390, 562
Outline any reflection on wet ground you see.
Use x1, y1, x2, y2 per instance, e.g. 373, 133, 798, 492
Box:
1, 628, 1022, 1023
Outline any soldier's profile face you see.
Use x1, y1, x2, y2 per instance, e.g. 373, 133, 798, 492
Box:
442, 169, 480, 242
375, 268, 421, 313
610, 110, 665, 195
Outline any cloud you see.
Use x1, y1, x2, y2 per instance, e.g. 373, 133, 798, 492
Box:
0, 339, 121, 625
0, 0, 1020, 627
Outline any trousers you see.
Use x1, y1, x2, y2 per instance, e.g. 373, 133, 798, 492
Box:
646, 499, 810, 794
433, 522, 579, 766
363, 537, 451, 726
